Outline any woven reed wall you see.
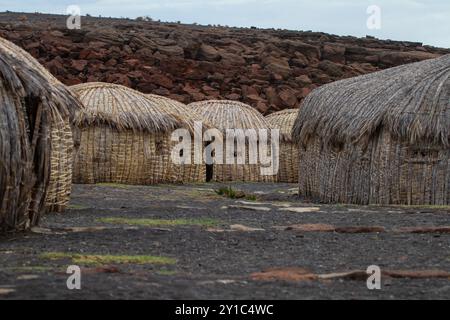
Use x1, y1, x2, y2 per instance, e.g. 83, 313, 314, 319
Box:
299, 131, 450, 205
73, 126, 171, 185
166, 141, 206, 183
1, 36, 79, 214
277, 142, 299, 183
1, 36, 81, 232
266, 109, 299, 183
45, 110, 75, 212
147, 94, 207, 183
189, 100, 276, 183
211, 144, 275, 183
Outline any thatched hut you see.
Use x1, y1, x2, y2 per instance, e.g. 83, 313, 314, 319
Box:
71, 83, 194, 185
292, 55, 450, 205
0, 36, 82, 215
146, 94, 207, 183
0, 41, 81, 232
266, 109, 299, 183
189, 100, 276, 182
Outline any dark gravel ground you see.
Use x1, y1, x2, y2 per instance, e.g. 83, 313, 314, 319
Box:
0, 183, 449, 300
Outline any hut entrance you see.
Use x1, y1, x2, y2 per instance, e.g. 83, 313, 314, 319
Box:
205, 141, 214, 182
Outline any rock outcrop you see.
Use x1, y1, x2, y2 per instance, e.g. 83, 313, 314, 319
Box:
1, 12, 448, 114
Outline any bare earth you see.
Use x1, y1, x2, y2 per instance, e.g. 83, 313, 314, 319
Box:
0, 183, 449, 300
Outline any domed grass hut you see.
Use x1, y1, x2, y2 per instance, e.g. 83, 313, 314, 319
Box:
146, 94, 208, 183
71, 83, 194, 185
189, 100, 276, 182
0, 37, 82, 214
292, 55, 450, 205
0, 41, 81, 232
266, 109, 299, 183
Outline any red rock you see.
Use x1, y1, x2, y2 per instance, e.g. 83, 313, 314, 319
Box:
71, 60, 88, 72
105, 58, 117, 67
300, 87, 312, 98
251, 268, 317, 282
264, 56, 292, 78
149, 74, 174, 89
106, 73, 131, 87
198, 44, 221, 61
255, 101, 269, 114
157, 45, 184, 57
322, 43, 346, 64
296, 75, 312, 86
335, 226, 386, 234
3, 13, 448, 116
395, 226, 450, 234
265, 87, 282, 106
318, 60, 344, 77
124, 59, 141, 68
46, 57, 64, 75
279, 89, 298, 108
226, 93, 241, 100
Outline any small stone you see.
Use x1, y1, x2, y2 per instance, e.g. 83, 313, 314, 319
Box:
230, 224, 265, 232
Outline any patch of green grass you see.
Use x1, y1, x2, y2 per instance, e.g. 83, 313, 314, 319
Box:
98, 217, 220, 228
215, 186, 242, 199
1, 266, 52, 273
96, 183, 131, 189
41, 252, 176, 266
67, 204, 89, 210
245, 195, 258, 201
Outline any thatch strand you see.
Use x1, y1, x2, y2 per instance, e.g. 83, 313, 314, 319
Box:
71, 83, 189, 134
189, 100, 271, 133
266, 108, 299, 142
266, 109, 299, 182
146, 94, 209, 183
189, 100, 275, 182
0, 40, 81, 232
292, 54, 450, 148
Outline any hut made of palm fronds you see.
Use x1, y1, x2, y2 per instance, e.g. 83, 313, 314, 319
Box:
0, 36, 82, 215
292, 55, 450, 205
0, 41, 81, 232
189, 100, 276, 182
71, 83, 194, 185
146, 94, 209, 183
266, 109, 299, 183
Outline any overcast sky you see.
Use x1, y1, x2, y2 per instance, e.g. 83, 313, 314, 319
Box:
0, 0, 449, 48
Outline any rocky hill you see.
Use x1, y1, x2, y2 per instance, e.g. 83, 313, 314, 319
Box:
1, 12, 449, 114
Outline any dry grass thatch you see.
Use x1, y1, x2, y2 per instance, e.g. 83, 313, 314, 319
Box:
189, 100, 270, 133
71, 83, 196, 185
266, 109, 298, 142
0, 36, 60, 85
266, 109, 299, 183
292, 55, 450, 205
0, 36, 82, 213
0, 39, 81, 232
292, 54, 450, 148
146, 94, 209, 183
71, 82, 188, 133
189, 100, 275, 182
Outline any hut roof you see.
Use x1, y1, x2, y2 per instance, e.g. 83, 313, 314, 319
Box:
0, 38, 83, 230
292, 54, 450, 148
71, 82, 191, 133
0, 36, 60, 85
188, 100, 271, 132
266, 109, 299, 142
146, 94, 210, 126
